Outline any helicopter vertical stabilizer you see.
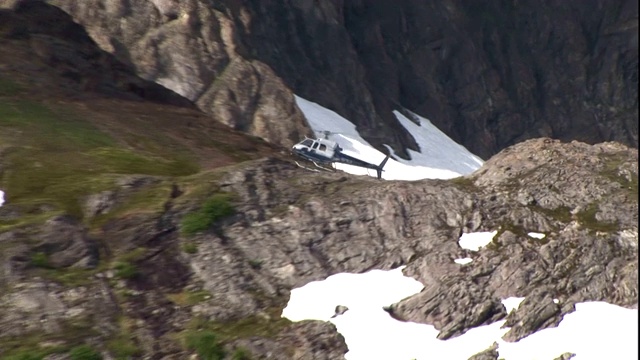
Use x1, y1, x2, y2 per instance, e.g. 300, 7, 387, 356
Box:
376, 153, 390, 180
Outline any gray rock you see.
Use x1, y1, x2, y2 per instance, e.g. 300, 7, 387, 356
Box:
501, 289, 562, 342
468, 342, 499, 360
554, 352, 576, 360
47, 0, 637, 159
48, 0, 312, 150
331, 305, 349, 318
33, 215, 99, 269
0, 137, 636, 358
83, 190, 115, 218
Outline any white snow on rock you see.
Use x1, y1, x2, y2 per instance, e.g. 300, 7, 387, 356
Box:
502, 297, 526, 313
528, 232, 546, 239
392, 110, 484, 175
283, 269, 638, 360
458, 231, 498, 251
454, 257, 473, 265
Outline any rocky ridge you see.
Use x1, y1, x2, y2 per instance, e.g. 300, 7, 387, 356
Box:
0, 2, 637, 359
1, 136, 636, 359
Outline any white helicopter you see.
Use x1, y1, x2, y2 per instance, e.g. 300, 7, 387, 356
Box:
291, 131, 390, 179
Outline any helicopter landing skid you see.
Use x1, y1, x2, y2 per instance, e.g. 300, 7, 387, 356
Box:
294, 160, 334, 173
295, 161, 321, 173
313, 161, 335, 172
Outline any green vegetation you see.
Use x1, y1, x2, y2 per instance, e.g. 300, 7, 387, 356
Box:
107, 337, 139, 360
0, 77, 23, 96
598, 152, 638, 197
186, 306, 292, 343
69, 345, 102, 360
449, 176, 481, 192
3, 352, 44, 360
232, 347, 252, 360
0, 211, 63, 232
30, 252, 50, 268
106, 317, 140, 360
182, 241, 199, 254
0, 98, 199, 220
575, 203, 619, 233
113, 261, 138, 279
530, 205, 572, 224
90, 182, 172, 229
0, 317, 97, 360
31, 258, 109, 287
110, 249, 146, 280
184, 330, 226, 360
167, 289, 212, 306
181, 193, 235, 235
248, 259, 263, 270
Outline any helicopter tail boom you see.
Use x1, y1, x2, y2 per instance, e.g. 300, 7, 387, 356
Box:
335, 151, 390, 180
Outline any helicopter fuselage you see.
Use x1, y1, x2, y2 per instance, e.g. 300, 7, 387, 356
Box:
291, 137, 390, 179
291, 137, 338, 164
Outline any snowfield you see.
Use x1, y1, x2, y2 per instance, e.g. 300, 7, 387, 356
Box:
283, 96, 639, 360
294, 96, 483, 180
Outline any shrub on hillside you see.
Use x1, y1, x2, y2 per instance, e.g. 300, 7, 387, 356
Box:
181, 194, 234, 235
69, 345, 102, 360
185, 330, 225, 360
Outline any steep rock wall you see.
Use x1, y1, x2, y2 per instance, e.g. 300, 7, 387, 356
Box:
46, 0, 637, 159
45, 0, 312, 149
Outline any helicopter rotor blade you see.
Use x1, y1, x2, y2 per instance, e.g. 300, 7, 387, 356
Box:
314, 129, 351, 139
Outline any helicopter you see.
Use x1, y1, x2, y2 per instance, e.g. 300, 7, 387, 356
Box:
291, 131, 390, 179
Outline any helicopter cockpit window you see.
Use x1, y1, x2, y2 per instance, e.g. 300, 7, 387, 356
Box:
301, 139, 314, 147
319, 144, 327, 151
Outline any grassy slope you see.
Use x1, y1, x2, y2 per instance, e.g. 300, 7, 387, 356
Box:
0, 74, 277, 226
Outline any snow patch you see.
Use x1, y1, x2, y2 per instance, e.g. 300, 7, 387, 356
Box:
502, 297, 525, 313
458, 231, 498, 251
454, 257, 473, 265
282, 266, 423, 322
497, 301, 638, 360
294, 96, 482, 180
283, 270, 638, 360
0, 190, 4, 207
392, 110, 484, 175
528, 232, 546, 239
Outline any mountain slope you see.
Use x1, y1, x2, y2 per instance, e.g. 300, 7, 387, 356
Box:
0, 2, 637, 360
44, 0, 638, 159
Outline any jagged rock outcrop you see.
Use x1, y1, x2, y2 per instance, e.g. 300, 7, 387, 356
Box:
167, 137, 636, 347
468, 342, 500, 360
44, 0, 312, 149
42, 0, 639, 159
1, 137, 637, 358
388, 139, 637, 339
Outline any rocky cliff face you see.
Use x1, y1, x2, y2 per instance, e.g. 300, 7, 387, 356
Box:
1, 133, 637, 358
42, 0, 313, 150
44, 0, 638, 159
0, 2, 638, 359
